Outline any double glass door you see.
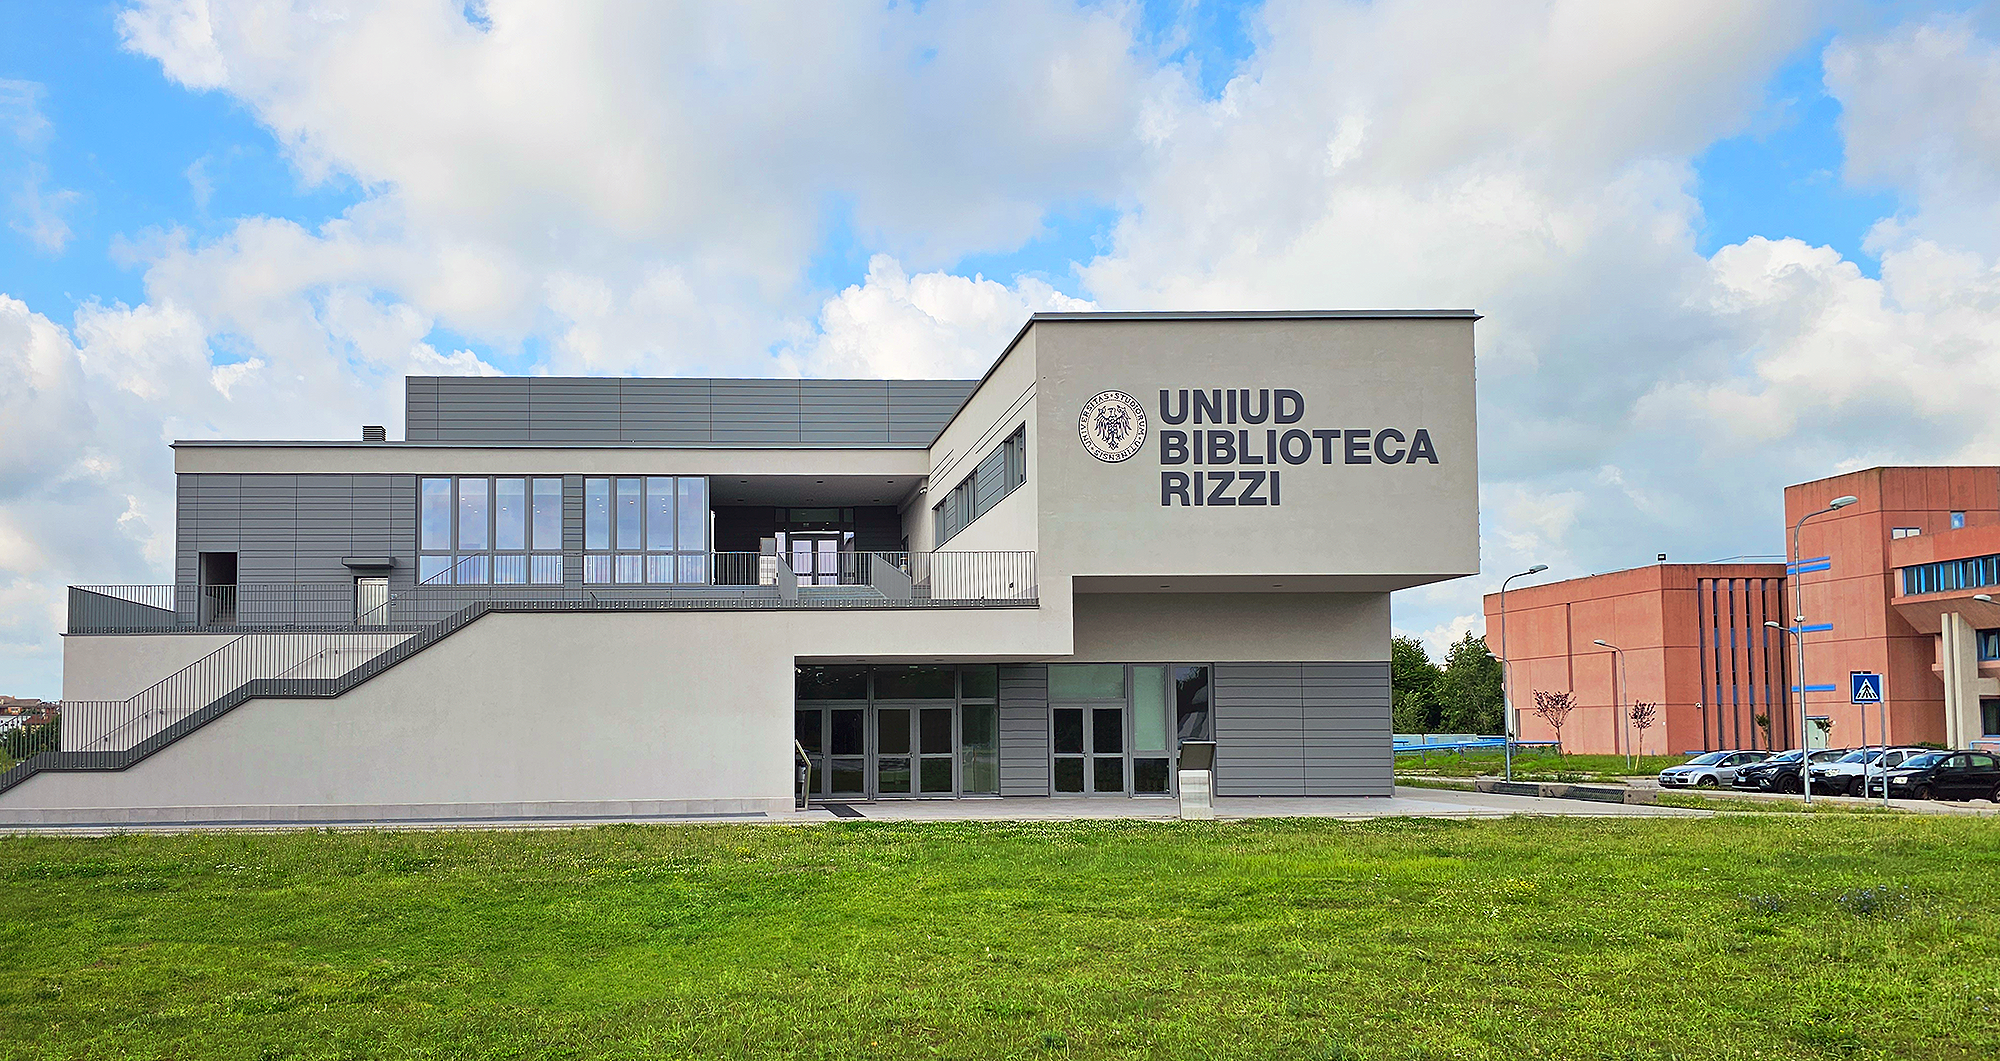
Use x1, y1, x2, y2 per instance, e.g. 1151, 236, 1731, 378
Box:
1053, 706, 1128, 794
796, 704, 956, 799
789, 534, 845, 586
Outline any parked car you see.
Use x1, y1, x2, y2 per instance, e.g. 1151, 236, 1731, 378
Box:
1732, 748, 1850, 793
1868, 750, 2000, 801
1658, 750, 1769, 788
1811, 746, 1930, 796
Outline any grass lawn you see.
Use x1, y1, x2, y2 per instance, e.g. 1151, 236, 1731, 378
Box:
1395, 751, 1689, 781
2, 816, 1996, 1060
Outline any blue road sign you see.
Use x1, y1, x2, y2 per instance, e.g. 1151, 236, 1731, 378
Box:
1850, 671, 1883, 705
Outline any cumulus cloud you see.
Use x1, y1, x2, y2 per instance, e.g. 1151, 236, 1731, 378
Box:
1, 80, 81, 256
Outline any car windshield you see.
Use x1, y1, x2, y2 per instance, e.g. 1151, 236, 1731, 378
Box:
1684, 752, 1729, 766
1836, 750, 1875, 763
1902, 753, 1948, 769
1767, 750, 1803, 763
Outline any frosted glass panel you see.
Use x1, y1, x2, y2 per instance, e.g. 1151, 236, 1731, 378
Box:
1132, 665, 1168, 753
1049, 664, 1124, 700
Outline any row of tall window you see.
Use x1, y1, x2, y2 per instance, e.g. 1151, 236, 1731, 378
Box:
934, 424, 1026, 545
418, 476, 709, 585
419, 477, 564, 585
583, 476, 708, 584
1901, 553, 2000, 596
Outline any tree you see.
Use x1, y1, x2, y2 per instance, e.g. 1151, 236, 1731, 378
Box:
1629, 701, 1659, 764
1435, 632, 1505, 735
1532, 690, 1577, 753
1753, 712, 1773, 750
1390, 635, 1442, 734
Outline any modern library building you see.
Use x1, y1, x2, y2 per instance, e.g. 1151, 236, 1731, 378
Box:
3, 310, 1479, 825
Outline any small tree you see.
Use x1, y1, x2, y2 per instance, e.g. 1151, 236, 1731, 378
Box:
1531, 689, 1577, 756
1753, 712, 1773, 750
1390, 635, 1443, 734
1629, 701, 1659, 766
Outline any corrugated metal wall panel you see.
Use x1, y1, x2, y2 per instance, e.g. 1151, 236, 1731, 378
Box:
800, 380, 891, 445
711, 380, 803, 444
998, 664, 1050, 796
176, 473, 411, 591
402, 376, 974, 446
404, 377, 439, 440
618, 379, 712, 443
1302, 662, 1392, 796
1213, 664, 1307, 796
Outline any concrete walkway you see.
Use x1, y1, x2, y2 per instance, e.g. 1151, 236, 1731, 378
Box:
0, 786, 1710, 835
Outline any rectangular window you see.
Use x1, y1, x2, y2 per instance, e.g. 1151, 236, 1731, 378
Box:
616, 478, 642, 551
679, 477, 707, 550
1891, 527, 1920, 539
495, 478, 526, 551
1175, 665, 1212, 742
1952, 511, 1966, 529
420, 478, 452, 551
1049, 664, 1124, 700
457, 478, 489, 551
646, 477, 675, 550
585, 479, 611, 551
1132, 665, 1169, 754
1980, 630, 2000, 662
532, 479, 562, 551
933, 423, 1026, 545
419, 477, 567, 586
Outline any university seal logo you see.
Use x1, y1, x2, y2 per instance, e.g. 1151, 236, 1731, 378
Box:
1078, 390, 1147, 463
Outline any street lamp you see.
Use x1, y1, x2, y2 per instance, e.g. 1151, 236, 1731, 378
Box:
1592, 639, 1631, 769
1764, 621, 1800, 755
1499, 564, 1549, 781
1788, 494, 1857, 807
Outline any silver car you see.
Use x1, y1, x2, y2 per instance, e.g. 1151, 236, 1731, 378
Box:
1658, 750, 1769, 788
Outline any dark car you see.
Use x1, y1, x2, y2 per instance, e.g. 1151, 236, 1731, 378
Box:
1869, 750, 2000, 802
1732, 748, 1850, 793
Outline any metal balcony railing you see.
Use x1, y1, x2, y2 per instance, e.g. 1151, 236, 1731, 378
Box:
65, 551, 1037, 634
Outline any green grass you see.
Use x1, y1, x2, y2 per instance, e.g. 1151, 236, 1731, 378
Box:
2, 817, 1997, 1060
1396, 751, 1688, 781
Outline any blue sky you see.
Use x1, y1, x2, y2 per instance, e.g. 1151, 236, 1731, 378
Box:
5, 1, 2000, 697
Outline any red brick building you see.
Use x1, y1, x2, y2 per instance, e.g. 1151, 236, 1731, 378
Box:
1484, 466, 2000, 755
1486, 563, 1789, 755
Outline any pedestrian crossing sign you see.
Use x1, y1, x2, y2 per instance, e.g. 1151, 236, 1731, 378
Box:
1850, 672, 1883, 704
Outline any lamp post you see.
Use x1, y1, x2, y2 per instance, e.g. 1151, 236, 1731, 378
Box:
1593, 639, 1630, 769
1788, 494, 1858, 807
1765, 619, 1802, 755
1499, 564, 1549, 782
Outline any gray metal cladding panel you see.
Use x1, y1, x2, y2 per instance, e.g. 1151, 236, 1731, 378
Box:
404, 376, 438, 440
1212, 663, 1307, 796
1302, 662, 1393, 796
998, 664, 1050, 796
404, 375, 976, 446
799, 380, 891, 445
529, 380, 621, 443
711, 380, 803, 444
562, 475, 584, 586
618, 379, 712, 443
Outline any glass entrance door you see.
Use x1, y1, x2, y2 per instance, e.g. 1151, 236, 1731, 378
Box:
789, 534, 843, 585
1053, 706, 1127, 794
870, 707, 955, 797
